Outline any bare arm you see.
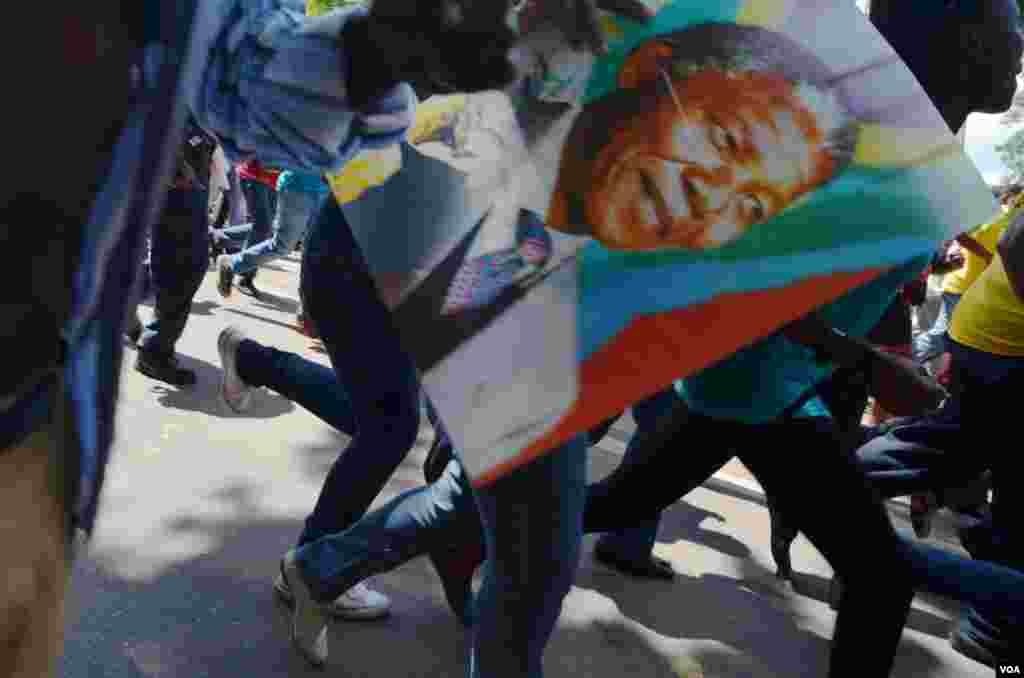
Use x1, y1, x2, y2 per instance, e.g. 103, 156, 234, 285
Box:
782, 313, 946, 416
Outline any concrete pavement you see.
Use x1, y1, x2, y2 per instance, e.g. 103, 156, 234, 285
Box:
60, 254, 991, 678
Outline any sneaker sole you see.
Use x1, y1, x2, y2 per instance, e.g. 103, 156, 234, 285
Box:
273, 579, 391, 621
217, 331, 253, 414
279, 561, 328, 668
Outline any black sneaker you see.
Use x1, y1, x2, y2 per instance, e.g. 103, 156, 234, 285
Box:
423, 433, 454, 484
126, 317, 143, 346
135, 352, 197, 387
237, 276, 262, 300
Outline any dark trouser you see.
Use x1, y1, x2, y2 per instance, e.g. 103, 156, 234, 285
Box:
237, 197, 421, 547
138, 188, 208, 359
584, 413, 915, 678
858, 338, 1023, 655
591, 389, 679, 560
237, 178, 275, 283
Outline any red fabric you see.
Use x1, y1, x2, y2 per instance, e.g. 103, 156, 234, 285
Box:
236, 159, 281, 188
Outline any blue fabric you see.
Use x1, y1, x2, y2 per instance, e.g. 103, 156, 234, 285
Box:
229, 188, 324, 275
913, 292, 961, 364
236, 197, 421, 546
470, 437, 587, 678
191, 1, 417, 173
677, 256, 930, 424
296, 455, 479, 603
276, 170, 328, 195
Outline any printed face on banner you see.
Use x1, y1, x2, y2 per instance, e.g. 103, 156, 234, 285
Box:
549, 24, 857, 251
339, 0, 1000, 485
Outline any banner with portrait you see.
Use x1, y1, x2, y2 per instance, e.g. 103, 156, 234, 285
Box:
333, 0, 996, 485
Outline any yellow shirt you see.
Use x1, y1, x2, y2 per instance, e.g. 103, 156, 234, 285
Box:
942, 210, 1012, 295
949, 254, 1024, 357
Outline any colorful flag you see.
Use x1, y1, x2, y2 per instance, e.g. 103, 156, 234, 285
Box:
340, 0, 996, 485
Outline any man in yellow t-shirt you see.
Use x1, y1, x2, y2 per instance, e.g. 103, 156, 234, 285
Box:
913, 198, 1021, 367
948, 251, 1024, 360
940, 209, 1024, 666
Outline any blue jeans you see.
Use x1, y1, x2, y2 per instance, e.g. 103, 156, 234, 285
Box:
912, 292, 960, 364
238, 179, 276, 282
593, 388, 680, 561
138, 188, 208, 359
235, 197, 420, 546
227, 165, 245, 226
294, 436, 587, 678
228, 189, 324, 276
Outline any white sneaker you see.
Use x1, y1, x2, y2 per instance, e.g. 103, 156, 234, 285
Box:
275, 572, 391, 620
217, 326, 253, 413
280, 551, 328, 667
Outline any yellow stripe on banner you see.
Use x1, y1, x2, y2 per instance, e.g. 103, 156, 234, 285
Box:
326, 95, 470, 206
735, 0, 790, 30
326, 147, 403, 205
854, 124, 958, 169
306, 0, 362, 17
408, 95, 468, 145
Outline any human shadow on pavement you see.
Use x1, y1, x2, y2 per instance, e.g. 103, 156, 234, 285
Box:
788, 570, 961, 641
149, 353, 295, 419
64, 481, 464, 678
296, 426, 435, 503
134, 298, 219, 320
221, 306, 303, 334
249, 291, 300, 315
65, 478, 703, 678
575, 549, 949, 678
653, 500, 752, 560
577, 449, 951, 677
189, 299, 220, 317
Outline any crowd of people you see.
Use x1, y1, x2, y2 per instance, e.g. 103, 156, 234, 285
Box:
3, 0, 1024, 677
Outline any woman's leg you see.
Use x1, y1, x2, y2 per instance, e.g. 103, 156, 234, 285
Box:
296, 456, 481, 617
296, 198, 421, 546
234, 338, 357, 436
738, 418, 914, 678
229, 190, 322, 276
470, 436, 587, 678
236, 179, 275, 287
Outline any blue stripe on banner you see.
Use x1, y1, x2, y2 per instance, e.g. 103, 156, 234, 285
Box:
578, 236, 938, 360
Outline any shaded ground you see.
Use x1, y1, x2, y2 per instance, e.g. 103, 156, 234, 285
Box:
62, 258, 990, 677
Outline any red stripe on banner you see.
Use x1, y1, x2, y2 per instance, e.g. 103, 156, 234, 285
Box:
472, 266, 885, 488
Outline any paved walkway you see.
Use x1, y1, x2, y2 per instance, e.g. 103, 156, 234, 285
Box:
61, 255, 990, 678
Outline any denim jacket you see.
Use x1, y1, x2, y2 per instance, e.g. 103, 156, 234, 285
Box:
192, 0, 417, 174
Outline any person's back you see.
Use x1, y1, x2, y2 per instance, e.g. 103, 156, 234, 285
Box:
950, 246, 1024, 360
